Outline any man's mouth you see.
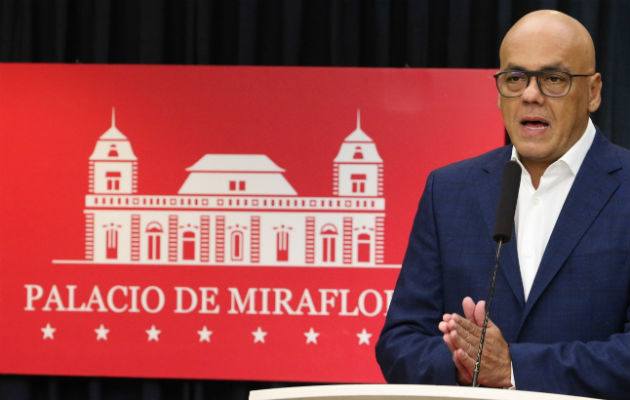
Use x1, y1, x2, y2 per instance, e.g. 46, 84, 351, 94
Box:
520, 117, 549, 130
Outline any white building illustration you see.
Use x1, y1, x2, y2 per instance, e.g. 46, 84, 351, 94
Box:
83, 110, 385, 266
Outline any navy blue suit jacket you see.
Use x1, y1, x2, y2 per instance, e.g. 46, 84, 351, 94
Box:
375, 130, 630, 399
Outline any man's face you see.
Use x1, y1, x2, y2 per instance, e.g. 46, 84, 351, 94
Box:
498, 23, 601, 167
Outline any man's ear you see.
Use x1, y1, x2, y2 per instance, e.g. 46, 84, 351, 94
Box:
588, 72, 602, 113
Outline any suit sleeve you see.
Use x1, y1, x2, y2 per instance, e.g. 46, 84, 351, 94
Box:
510, 287, 630, 399
375, 172, 456, 384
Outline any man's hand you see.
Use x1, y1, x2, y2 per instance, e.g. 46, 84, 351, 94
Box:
438, 297, 512, 388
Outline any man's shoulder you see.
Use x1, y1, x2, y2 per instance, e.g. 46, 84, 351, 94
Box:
590, 131, 630, 179
431, 145, 511, 179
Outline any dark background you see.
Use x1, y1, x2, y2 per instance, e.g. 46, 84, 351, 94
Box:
0, 1, 628, 399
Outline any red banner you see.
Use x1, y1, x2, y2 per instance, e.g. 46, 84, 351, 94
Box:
0, 64, 503, 382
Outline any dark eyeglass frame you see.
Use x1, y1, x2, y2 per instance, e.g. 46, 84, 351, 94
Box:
493, 70, 595, 98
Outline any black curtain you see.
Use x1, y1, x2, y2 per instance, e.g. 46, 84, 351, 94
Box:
0, 1, 628, 399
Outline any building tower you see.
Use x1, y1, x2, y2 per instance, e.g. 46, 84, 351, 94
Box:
333, 110, 383, 197
88, 109, 138, 194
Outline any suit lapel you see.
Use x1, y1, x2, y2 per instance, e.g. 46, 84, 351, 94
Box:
519, 132, 622, 326
476, 147, 526, 308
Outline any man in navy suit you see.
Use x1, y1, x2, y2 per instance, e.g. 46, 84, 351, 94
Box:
375, 10, 629, 399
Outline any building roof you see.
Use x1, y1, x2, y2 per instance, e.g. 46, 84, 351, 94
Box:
186, 154, 285, 172
100, 108, 128, 140
343, 110, 373, 143
333, 110, 383, 163
89, 109, 137, 161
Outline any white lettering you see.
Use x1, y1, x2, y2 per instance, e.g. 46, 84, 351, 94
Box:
42, 285, 66, 311
199, 287, 220, 314
107, 285, 129, 313
259, 287, 271, 315
273, 288, 297, 315
82, 286, 107, 312
174, 286, 198, 314
339, 288, 359, 316
128, 286, 141, 313
24, 284, 43, 311
384, 289, 394, 315
295, 288, 318, 315
228, 287, 257, 314
358, 289, 383, 317
318, 289, 338, 316
141, 286, 165, 313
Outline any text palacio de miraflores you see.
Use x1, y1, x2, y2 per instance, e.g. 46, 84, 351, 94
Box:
25, 284, 393, 317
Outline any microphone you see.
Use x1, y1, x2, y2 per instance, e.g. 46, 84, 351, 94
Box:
472, 160, 521, 387
493, 160, 522, 242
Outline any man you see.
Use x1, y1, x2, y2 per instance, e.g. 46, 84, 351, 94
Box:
375, 10, 629, 399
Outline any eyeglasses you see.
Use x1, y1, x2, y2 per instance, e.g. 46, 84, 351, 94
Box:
494, 70, 595, 98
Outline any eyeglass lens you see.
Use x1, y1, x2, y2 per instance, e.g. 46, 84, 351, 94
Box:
498, 71, 571, 97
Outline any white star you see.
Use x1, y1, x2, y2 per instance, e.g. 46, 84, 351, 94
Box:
252, 327, 267, 343
197, 326, 213, 343
146, 325, 161, 342
357, 328, 372, 345
95, 324, 110, 341
41, 323, 56, 340
304, 327, 320, 344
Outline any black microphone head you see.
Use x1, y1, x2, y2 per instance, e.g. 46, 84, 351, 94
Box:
493, 160, 522, 243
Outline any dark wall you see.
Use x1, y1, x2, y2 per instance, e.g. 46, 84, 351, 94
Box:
0, 1, 628, 400
1, 0, 628, 148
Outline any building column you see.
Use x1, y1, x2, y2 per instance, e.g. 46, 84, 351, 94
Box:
305, 216, 315, 264
250, 216, 260, 263
215, 215, 225, 263
343, 217, 353, 264
375, 215, 385, 264
200, 215, 210, 263
168, 215, 178, 262
85, 213, 94, 261
130, 214, 141, 261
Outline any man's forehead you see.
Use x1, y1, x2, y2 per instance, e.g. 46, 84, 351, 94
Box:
500, 12, 595, 70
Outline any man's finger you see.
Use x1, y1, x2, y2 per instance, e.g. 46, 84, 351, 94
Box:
454, 348, 475, 377
473, 300, 486, 326
442, 333, 456, 353
462, 296, 476, 321
452, 351, 473, 385
452, 315, 481, 342
438, 321, 449, 334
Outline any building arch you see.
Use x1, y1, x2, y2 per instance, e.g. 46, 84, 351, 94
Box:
146, 221, 163, 260
320, 224, 338, 262
357, 233, 371, 262
182, 230, 196, 261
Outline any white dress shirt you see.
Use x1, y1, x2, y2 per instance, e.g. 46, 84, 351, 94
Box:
511, 118, 595, 301
507, 119, 595, 389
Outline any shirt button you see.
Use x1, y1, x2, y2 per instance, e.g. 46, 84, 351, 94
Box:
532, 197, 540, 206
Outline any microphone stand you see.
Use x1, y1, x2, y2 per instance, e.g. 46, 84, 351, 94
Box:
471, 239, 503, 387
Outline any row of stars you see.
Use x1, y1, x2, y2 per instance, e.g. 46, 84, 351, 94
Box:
39, 323, 374, 345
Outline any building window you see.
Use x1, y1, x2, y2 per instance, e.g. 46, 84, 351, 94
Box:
182, 231, 196, 260
231, 230, 244, 261
146, 222, 163, 260
357, 233, 371, 262
274, 225, 292, 262
106, 228, 118, 259
351, 174, 366, 193
353, 146, 364, 160
108, 144, 119, 157
229, 180, 246, 191
106, 171, 121, 191
320, 224, 337, 262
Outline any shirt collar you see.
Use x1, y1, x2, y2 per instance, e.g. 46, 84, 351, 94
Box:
510, 118, 596, 176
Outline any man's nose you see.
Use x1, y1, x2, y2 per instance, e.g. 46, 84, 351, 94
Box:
521, 75, 544, 102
